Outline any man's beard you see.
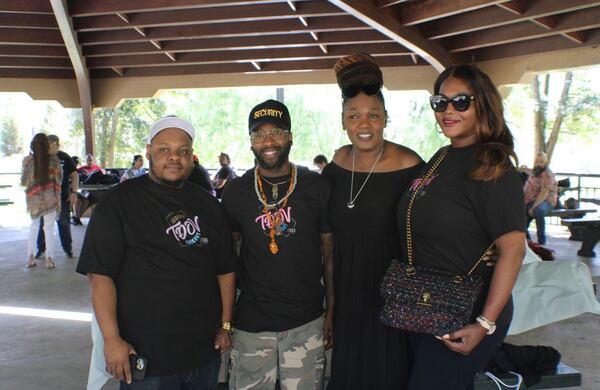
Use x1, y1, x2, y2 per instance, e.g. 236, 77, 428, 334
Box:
533, 165, 547, 177
252, 142, 292, 171
148, 158, 187, 188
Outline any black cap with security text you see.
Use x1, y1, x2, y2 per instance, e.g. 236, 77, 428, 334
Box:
248, 99, 291, 134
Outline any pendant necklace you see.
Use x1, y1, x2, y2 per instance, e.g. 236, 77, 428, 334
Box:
254, 164, 297, 254
348, 145, 385, 209
258, 175, 291, 201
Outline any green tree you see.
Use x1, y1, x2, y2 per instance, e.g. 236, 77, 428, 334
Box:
0, 116, 23, 156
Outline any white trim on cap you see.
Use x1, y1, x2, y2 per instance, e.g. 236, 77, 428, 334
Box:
148, 116, 195, 143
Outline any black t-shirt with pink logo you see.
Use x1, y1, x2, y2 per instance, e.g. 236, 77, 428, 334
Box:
222, 166, 332, 332
396, 144, 525, 326
77, 175, 234, 376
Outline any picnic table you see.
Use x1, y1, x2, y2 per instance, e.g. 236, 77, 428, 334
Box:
548, 208, 596, 240
581, 197, 600, 206
562, 217, 600, 257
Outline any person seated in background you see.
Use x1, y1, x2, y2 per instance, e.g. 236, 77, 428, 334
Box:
188, 154, 215, 196
313, 154, 328, 174
524, 152, 558, 245
73, 155, 106, 226
119, 155, 146, 183
213, 152, 235, 199
78, 154, 104, 181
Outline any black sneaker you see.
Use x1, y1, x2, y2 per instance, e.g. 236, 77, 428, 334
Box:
35, 250, 45, 259
66, 251, 74, 258
72, 217, 83, 226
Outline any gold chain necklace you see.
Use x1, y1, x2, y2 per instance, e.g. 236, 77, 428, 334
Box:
259, 175, 291, 201
255, 164, 297, 254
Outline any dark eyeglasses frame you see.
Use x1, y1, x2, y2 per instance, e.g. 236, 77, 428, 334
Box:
429, 93, 475, 112
250, 128, 290, 141
342, 82, 382, 99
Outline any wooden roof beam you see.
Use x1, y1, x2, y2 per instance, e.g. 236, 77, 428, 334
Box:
0, 44, 69, 57
82, 31, 393, 57
0, 27, 64, 45
496, 0, 530, 15
0, 0, 53, 14
328, 0, 455, 72
0, 57, 72, 68
562, 30, 589, 43
424, 0, 600, 39
446, 6, 600, 52
69, 0, 312, 17
86, 42, 410, 69
72, 2, 344, 32
0, 13, 58, 29
49, 0, 94, 155
77, 15, 368, 45
399, 0, 506, 26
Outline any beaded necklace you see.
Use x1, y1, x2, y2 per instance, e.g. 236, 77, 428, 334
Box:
254, 163, 297, 254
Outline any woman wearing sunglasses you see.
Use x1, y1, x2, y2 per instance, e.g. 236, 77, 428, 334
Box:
322, 53, 423, 389
398, 64, 526, 389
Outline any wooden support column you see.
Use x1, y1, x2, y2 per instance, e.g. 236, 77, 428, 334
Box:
50, 0, 95, 155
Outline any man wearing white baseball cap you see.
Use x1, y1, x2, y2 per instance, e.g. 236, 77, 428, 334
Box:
78, 116, 236, 389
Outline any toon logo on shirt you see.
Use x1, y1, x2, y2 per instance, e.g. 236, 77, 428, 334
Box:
165, 211, 209, 247
255, 206, 297, 238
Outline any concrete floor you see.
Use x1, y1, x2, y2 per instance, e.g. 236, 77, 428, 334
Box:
0, 218, 599, 390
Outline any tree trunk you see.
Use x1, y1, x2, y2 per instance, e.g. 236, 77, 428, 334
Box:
106, 106, 120, 168
532, 75, 548, 156
545, 72, 573, 164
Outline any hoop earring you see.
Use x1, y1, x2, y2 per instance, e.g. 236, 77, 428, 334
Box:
435, 123, 443, 134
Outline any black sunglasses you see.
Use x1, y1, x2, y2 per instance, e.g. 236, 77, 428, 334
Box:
429, 93, 475, 112
342, 82, 382, 98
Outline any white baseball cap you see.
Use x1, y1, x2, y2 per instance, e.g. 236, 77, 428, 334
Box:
148, 116, 195, 144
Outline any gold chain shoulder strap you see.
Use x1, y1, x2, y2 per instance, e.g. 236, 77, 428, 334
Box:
404, 147, 494, 278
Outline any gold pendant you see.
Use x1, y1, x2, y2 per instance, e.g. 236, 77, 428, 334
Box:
272, 184, 278, 200
269, 242, 279, 254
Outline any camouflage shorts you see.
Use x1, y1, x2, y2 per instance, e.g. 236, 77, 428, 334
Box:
229, 316, 325, 390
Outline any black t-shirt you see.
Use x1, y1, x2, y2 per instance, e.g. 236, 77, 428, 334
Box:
56, 150, 76, 201
396, 144, 525, 325
188, 163, 215, 194
221, 166, 331, 332
76, 175, 234, 376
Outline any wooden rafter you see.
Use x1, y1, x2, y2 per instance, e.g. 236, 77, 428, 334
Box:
399, 0, 505, 26
49, 0, 94, 155
328, 0, 454, 71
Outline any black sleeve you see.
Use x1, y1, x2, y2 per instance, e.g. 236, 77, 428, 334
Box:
317, 176, 332, 234
198, 165, 214, 191
61, 152, 77, 177
221, 181, 241, 232
215, 204, 235, 274
76, 192, 126, 278
225, 166, 235, 181
475, 169, 526, 241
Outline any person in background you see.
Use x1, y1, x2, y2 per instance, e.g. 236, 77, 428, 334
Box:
400, 64, 525, 390
188, 154, 216, 196
78, 154, 104, 178
77, 116, 235, 389
21, 133, 62, 269
36, 134, 79, 259
323, 53, 422, 390
119, 155, 146, 183
313, 154, 328, 174
524, 152, 558, 245
213, 152, 235, 199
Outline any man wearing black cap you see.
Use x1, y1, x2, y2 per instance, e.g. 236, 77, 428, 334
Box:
222, 100, 334, 390
36, 134, 78, 259
77, 116, 235, 389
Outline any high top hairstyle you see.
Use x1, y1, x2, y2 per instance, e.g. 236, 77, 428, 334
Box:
334, 52, 385, 107
434, 64, 518, 180
30, 133, 50, 184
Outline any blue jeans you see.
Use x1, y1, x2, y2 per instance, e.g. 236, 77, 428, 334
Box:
37, 198, 72, 254
119, 356, 220, 390
526, 200, 553, 244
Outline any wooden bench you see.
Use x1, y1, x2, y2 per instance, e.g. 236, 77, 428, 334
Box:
562, 217, 600, 257
548, 209, 596, 241
474, 362, 581, 389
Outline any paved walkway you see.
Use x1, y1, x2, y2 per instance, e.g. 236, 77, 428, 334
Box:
0, 216, 598, 389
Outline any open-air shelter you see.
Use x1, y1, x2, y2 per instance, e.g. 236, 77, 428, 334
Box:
1, 0, 599, 155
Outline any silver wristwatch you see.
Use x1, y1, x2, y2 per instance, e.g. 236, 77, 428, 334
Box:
476, 315, 497, 335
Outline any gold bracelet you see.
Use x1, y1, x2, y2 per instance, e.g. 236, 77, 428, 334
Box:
221, 321, 233, 335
